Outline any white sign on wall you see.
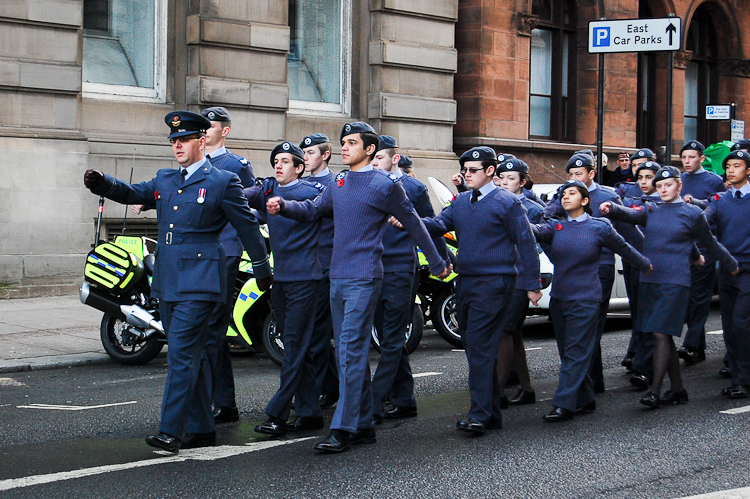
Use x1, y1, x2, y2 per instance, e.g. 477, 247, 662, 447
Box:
588, 18, 681, 53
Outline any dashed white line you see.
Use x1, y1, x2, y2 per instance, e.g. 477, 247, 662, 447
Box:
413, 372, 442, 378
707, 330, 724, 336
525, 347, 542, 352
720, 405, 750, 415
17, 401, 137, 411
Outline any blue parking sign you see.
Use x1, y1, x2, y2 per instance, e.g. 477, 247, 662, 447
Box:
593, 27, 610, 47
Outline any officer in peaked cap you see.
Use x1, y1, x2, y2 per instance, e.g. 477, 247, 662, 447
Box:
83, 110, 273, 453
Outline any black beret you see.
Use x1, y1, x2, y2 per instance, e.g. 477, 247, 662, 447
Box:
653, 166, 682, 187
496, 152, 517, 163
299, 133, 330, 149
723, 150, 750, 168
398, 155, 413, 168
340, 121, 377, 141
566, 154, 595, 172
377, 135, 398, 151
634, 161, 661, 176
165, 111, 211, 139
731, 139, 750, 152
557, 179, 590, 196
270, 141, 304, 166
496, 158, 529, 174
630, 148, 656, 162
680, 140, 705, 155
459, 146, 497, 167
201, 106, 230, 122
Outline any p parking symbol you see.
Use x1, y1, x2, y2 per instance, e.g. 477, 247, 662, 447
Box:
593, 27, 610, 47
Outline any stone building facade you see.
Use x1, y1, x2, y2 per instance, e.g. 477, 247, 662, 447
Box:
0, 0, 747, 296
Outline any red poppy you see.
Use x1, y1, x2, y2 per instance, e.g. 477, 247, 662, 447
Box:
337, 179, 345, 187
556, 224, 563, 231
154, 191, 159, 200
714, 194, 720, 200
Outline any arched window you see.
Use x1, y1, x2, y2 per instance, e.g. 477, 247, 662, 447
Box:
529, 0, 577, 141
684, 6, 719, 144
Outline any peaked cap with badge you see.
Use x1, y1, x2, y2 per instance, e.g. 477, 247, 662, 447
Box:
165, 111, 211, 140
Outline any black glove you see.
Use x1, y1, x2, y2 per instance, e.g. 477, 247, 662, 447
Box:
84, 170, 104, 190
256, 274, 273, 291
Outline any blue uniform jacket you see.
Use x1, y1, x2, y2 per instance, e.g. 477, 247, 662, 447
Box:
208, 151, 255, 257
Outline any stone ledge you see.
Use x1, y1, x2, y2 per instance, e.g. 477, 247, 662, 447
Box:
370, 41, 457, 73
0, 0, 81, 28
186, 76, 289, 111
0, 59, 81, 93
187, 15, 290, 53
369, 92, 456, 123
371, 0, 458, 21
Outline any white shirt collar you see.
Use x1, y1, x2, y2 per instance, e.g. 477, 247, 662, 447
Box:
181, 158, 207, 181
206, 146, 227, 159
567, 212, 590, 222
311, 167, 332, 178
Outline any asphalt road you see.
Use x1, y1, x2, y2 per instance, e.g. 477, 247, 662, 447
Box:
1, 308, 749, 498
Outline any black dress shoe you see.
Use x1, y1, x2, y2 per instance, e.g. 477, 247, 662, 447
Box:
456, 418, 486, 435
575, 401, 596, 415
212, 406, 239, 424
350, 428, 377, 445
594, 382, 606, 394
621, 356, 634, 370
678, 348, 705, 365
486, 417, 502, 430
718, 366, 732, 379
319, 393, 339, 410
181, 431, 216, 449
509, 389, 536, 406
373, 414, 383, 425
254, 417, 287, 436
629, 374, 651, 391
500, 396, 509, 409
543, 406, 573, 422
286, 416, 325, 432
384, 405, 417, 419
721, 385, 739, 397
313, 430, 350, 453
640, 390, 661, 408
146, 432, 181, 452
729, 385, 750, 399
662, 389, 689, 405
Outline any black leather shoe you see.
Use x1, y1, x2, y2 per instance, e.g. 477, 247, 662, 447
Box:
575, 401, 596, 415
621, 356, 634, 370
254, 417, 286, 436
543, 406, 573, 422
373, 414, 383, 425
487, 417, 502, 430
594, 382, 606, 394
212, 406, 239, 424
350, 428, 377, 445
629, 374, 651, 391
640, 391, 661, 408
719, 366, 732, 379
678, 348, 705, 365
509, 389, 536, 406
729, 385, 750, 399
286, 416, 325, 432
662, 389, 689, 405
181, 431, 216, 449
313, 430, 350, 454
500, 396, 509, 409
146, 432, 180, 452
456, 418, 486, 435
319, 393, 339, 410
721, 384, 738, 396
384, 405, 417, 419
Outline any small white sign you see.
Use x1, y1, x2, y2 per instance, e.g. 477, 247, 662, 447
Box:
589, 18, 681, 53
732, 120, 745, 142
706, 105, 732, 120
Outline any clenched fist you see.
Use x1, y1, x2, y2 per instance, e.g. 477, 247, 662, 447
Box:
84, 169, 104, 190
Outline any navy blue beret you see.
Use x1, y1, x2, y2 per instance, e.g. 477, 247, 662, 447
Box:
653, 166, 682, 187
575, 149, 595, 159
201, 107, 230, 122
731, 139, 750, 152
165, 111, 211, 139
630, 148, 656, 162
680, 140, 705, 155
340, 121, 377, 141
270, 141, 304, 165
496, 158, 529, 174
299, 133, 330, 149
566, 154, 595, 172
635, 161, 661, 176
723, 150, 750, 168
496, 153, 517, 163
557, 179, 590, 196
377, 135, 398, 151
398, 155, 413, 168
459, 146, 498, 167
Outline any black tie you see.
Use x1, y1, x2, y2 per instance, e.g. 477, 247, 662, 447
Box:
180, 168, 188, 185
471, 190, 481, 204
736, 190, 742, 199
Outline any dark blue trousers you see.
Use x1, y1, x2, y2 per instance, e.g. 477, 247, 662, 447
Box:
624, 263, 643, 356
455, 275, 514, 425
590, 264, 615, 390
205, 256, 240, 410
718, 269, 750, 386
265, 280, 322, 421
308, 269, 339, 400
372, 271, 417, 417
329, 278, 382, 432
159, 299, 216, 437
550, 298, 600, 411
683, 255, 716, 351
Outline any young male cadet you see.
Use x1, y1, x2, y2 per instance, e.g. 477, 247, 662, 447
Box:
545, 153, 639, 394
420, 146, 541, 435
616, 149, 657, 199
83, 111, 272, 452
300, 133, 339, 410
452, 152, 544, 205
679, 140, 727, 365
370, 135, 449, 423
199, 106, 256, 424
704, 150, 750, 398
267, 122, 451, 453
245, 142, 326, 435
731, 139, 750, 152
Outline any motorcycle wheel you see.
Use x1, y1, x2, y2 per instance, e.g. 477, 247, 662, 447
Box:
261, 311, 284, 367
370, 306, 424, 355
432, 290, 462, 347
100, 313, 164, 365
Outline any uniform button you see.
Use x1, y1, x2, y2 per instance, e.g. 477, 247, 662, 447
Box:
197, 253, 202, 258
177, 189, 182, 194
169, 224, 174, 229
173, 206, 178, 211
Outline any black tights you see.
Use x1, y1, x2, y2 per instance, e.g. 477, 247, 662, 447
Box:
650, 332, 683, 394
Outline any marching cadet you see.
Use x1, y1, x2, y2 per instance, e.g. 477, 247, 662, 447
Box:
245, 142, 325, 436
601, 166, 737, 408
532, 180, 651, 421
452, 152, 544, 205
267, 122, 450, 453
493, 158, 545, 406
398, 154, 416, 177
199, 106, 256, 425
83, 111, 272, 452
370, 135, 449, 423
420, 146, 541, 435
731, 139, 750, 152
299, 133, 339, 410
616, 149, 657, 199
679, 141, 727, 366
704, 150, 750, 398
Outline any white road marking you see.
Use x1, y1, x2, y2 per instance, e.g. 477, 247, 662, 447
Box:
0, 378, 25, 387
525, 347, 542, 352
707, 330, 724, 335
17, 401, 137, 411
676, 485, 750, 498
413, 372, 442, 378
720, 405, 750, 415
451, 349, 464, 352
0, 438, 315, 492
